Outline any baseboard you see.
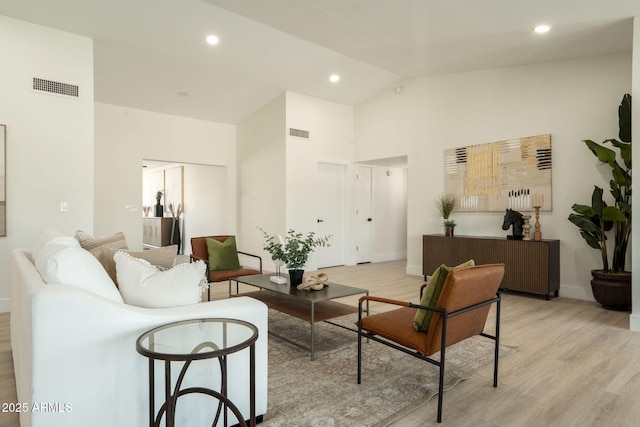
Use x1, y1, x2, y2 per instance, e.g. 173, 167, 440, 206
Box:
406, 264, 422, 277
372, 252, 407, 263
0, 298, 10, 313
557, 285, 595, 302
629, 314, 640, 332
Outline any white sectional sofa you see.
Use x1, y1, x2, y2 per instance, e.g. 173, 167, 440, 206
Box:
10, 230, 268, 427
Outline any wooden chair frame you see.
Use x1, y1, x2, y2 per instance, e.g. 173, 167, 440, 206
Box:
357, 290, 501, 423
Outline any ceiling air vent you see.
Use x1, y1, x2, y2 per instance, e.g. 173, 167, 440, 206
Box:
32, 77, 79, 98
289, 128, 310, 139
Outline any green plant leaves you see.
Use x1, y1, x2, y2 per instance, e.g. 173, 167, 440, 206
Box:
602, 206, 626, 222
584, 139, 616, 165
568, 211, 598, 232
591, 186, 604, 216
570, 94, 631, 274
259, 227, 331, 269
618, 93, 632, 143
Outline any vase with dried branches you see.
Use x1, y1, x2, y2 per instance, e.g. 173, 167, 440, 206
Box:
168, 202, 183, 254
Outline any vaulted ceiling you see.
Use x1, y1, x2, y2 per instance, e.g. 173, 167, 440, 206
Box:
0, 0, 638, 123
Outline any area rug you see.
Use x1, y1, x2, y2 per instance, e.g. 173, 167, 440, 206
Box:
262, 310, 517, 426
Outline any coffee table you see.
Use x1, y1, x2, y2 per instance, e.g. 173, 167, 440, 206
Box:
230, 273, 368, 360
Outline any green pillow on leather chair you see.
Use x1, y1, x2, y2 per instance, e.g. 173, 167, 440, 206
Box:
205, 236, 242, 270
413, 259, 475, 332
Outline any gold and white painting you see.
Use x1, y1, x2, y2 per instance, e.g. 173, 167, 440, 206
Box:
444, 134, 552, 212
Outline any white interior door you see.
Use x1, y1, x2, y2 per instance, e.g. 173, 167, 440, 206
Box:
355, 165, 373, 264
316, 162, 346, 268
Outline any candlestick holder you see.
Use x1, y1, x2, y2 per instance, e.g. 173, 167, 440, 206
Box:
522, 215, 531, 240
533, 206, 542, 241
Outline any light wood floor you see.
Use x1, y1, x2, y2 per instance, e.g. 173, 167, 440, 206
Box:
1, 260, 638, 426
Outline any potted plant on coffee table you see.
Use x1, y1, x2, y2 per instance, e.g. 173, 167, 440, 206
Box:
568, 94, 632, 310
259, 228, 331, 287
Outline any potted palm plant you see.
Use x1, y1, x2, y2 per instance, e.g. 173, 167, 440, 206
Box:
568, 93, 632, 310
259, 228, 331, 287
436, 194, 457, 236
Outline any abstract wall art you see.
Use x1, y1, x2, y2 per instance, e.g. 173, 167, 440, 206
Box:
444, 134, 552, 212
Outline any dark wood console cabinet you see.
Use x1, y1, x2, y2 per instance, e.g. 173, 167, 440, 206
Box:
422, 234, 560, 299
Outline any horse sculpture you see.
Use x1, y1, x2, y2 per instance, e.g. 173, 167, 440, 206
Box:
502, 209, 524, 240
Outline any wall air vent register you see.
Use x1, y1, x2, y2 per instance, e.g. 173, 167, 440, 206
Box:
32, 77, 79, 98
289, 128, 310, 139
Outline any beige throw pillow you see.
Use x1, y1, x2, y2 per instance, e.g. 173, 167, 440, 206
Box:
76, 230, 128, 254
95, 245, 178, 284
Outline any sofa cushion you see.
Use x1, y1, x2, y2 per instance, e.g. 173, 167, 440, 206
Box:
115, 251, 206, 308
413, 259, 475, 332
206, 236, 241, 271
32, 229, 80, 261
35, 244, 124, 303
95, 245, 178, 284
75, 230, 128, 254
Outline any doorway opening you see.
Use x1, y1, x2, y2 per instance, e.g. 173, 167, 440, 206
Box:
355, 156, 408, 265
142, 159, 230, 256
316, 162, 347, 268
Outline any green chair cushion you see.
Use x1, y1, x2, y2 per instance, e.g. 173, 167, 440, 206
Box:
413, 259, 475, 332
205, 236, 241, 271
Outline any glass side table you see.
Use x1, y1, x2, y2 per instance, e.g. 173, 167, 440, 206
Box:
136, 318, 258, 427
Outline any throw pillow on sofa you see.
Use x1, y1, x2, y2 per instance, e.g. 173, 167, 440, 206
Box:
32, 229, 80, 261
94, 245, 178, 284
413, 259, 475, 332
115, 251, 207, 308
75, 230, 128, 254
35, 243, 124, 303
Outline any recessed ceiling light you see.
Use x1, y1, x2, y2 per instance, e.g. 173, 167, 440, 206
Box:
534, 25, 551, 34
329, 74, 340, 83
206, 35, 219, 45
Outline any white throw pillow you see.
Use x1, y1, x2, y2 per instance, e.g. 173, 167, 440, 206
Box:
35, 244, 124, 303
32, 229, 80, 261
114, 252, 206, 308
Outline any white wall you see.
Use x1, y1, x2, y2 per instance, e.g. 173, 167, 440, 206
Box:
237, 94, 287, 270
237, 92, 356, 272
0, 16, 94, 308
355, 53, 632, 301
285, 92, 355, 270
94, 103, 236, 251
182, 163, 229, 252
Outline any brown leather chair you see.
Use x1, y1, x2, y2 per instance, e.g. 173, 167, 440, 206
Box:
357, 263, 504, 423
190, 235, 262, 300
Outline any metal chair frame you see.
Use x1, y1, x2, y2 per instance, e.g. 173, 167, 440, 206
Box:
357, 291, 501, 423
190, 236, 262, 301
